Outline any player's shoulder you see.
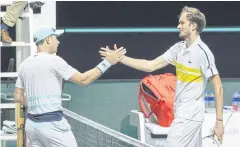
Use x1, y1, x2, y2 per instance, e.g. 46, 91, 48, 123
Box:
169, 41, 185, 50
197, 40, 213, 55
196, 40, 215, 62
50, 55, 68, 66
175, 41, 186, 48
17, 55, 34, 72
19, 55, 32, 66
53, 55, 66, 61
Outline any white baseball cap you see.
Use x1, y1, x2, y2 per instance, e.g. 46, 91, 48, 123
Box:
33, 27, 64, 43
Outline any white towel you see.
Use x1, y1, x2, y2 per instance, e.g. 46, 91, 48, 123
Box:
3, 120, 17, 131
2, 126, 17, 134
0, 130, 4, 135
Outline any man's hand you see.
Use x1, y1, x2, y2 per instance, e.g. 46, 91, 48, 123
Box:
214, 120, 224, 144
99, 44, 126, 65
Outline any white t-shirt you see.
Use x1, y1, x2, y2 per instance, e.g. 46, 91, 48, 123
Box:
15, 52, 78, 114
163, 37, 219, 121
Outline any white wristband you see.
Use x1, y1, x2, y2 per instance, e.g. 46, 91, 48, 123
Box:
96, 59, 112, 74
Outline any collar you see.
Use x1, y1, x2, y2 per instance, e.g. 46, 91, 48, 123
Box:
183, 36, 202, 52
34, 52, 49, 57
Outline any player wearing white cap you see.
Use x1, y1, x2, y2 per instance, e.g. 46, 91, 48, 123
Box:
14, 27, 126, 147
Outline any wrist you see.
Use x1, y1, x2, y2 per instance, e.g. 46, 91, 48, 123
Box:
119, 55, 126, 63
96, 58, 112, 74
216, 118, 223, 122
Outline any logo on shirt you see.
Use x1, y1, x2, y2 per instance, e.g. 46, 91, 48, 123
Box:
188, 60, 192, 64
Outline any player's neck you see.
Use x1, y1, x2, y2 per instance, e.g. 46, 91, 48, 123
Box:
37, 45, 51, 54
185, 33, 199, 48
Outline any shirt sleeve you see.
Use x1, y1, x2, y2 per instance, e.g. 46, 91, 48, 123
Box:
200, 49, 219, 79
15, 64, 24, 88
162, 42, 181, 66
52, 56, 78, 80
15, 73, 24, 88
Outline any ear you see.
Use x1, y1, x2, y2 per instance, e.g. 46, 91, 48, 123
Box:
46, 36, 51, 44
191, 22, 197, 31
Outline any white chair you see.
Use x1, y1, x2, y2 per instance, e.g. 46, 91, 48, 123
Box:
130, 109, 239, 147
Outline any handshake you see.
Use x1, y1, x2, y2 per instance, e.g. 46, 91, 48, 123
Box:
99, 44, 127, 65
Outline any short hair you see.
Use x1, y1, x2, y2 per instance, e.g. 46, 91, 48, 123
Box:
36, 39, 45, 46
179, 6, 206, 33
35, 35, 54, 46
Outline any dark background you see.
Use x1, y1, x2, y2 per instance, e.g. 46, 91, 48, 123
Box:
56, 1, 240, 27
56, 32, 240, 79
56, 1, 240, 79
2, 2, 240, 79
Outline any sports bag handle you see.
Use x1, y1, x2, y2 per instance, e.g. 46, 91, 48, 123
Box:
138, 84, 154, 118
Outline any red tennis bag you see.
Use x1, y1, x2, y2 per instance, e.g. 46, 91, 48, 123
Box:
138, 73, 176, 127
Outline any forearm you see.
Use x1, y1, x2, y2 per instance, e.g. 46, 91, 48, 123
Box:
214, 82, 223, 120
71, 59, 111, 86
14, 88, 26, 105
209, 75, 223, 120
120, 56, 153, 72
15, 98, 23, 104
15, 95, 26, 105
81, 68, 102, 86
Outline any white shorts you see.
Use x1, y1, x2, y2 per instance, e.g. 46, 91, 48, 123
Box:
165, 117, 203, 147
25, 117, 78, 147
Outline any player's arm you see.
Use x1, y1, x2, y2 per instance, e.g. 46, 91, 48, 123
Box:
201, 50, 223, 121
209, 74, 224, 142
14, 88, 26, 105
70, 48, 126, 86
14, 72, 26, 105
119, 55, 169, 72
70, 67, 102, 86
209, 75, 223, 120
200, 49, 224, 142
99, 44, 179, 72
